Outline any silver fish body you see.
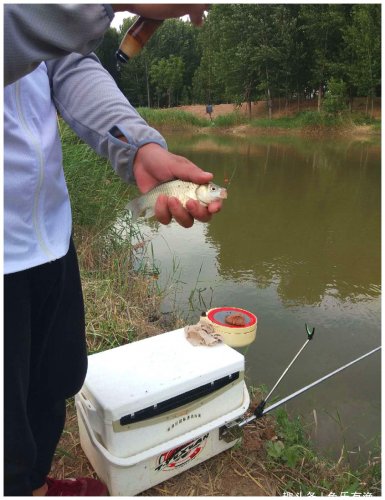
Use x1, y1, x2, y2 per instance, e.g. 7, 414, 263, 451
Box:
127, 180, 227, 221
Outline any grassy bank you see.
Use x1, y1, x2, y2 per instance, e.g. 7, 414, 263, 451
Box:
137, 106, 381, 134
137, 107, 210, 129
53, 123, 381, 496
61, 120, 174, 348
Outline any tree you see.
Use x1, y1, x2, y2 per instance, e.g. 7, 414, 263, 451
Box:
147, 18, 200, 98
343, 4, 381, 116
150, 56, 185, 107
269, 5, 310, 111
95, 27, 121, 87
93, 5, 381, 112
299, 5, 346, 111
194, 4, 264, 116
323, 78, 348, 115
193, 5, 307, 117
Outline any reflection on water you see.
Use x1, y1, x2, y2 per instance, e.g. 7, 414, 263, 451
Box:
121, 132, 381, 463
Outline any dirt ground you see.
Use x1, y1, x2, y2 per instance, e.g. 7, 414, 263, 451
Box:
175, 97, 381, 120
178, 100, 321, 119
179, 102, 241, 119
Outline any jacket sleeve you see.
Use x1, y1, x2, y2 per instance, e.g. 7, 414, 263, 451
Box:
4, 4, 114, 86
46, 53, 168, 184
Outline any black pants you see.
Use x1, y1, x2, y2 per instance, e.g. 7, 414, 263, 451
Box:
4, 239, 87, 496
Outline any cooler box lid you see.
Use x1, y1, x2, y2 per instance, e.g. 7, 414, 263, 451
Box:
82, 328, 244, 422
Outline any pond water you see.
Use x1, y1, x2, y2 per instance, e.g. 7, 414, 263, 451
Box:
126, 131, 381, 464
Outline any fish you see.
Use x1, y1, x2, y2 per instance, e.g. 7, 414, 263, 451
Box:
127, 180, 227, 221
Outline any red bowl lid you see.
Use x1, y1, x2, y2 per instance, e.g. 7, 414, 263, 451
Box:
207, 307, 257, 328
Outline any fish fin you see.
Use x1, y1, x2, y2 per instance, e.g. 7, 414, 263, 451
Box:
143, 207, 155, 219
126, 198, 155, 221
126, 197, 142, 222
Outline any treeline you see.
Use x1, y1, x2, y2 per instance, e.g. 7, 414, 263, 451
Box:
96, 4, 381, 116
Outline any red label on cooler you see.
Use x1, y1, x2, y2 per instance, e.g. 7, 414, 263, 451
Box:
155, 433, 209, 471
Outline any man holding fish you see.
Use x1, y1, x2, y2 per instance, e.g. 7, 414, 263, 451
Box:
4, 4, 225, 497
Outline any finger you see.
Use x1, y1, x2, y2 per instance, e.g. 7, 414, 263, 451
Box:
185, 199, 212, 223
154, 194, 172, 225
207, 200, 223, 214
168, 157, 214, 185
168, 197, 194, 228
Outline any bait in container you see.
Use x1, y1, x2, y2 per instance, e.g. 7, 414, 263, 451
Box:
201, 307, 257, 347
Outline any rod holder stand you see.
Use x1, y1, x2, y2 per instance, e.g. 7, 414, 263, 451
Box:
305, 323, 315, 340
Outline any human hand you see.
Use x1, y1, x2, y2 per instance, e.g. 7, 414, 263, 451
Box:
133, 143, 222, 227
111, 4, 209, 26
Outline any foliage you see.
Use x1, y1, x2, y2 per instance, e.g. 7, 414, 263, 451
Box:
60, 121, 166, 349
265, 408, 381, 495
150, 56, 185, 107
95, 5, 381, 112
323, 78, 348, 115
59, 119, 131, 229
95, 6, 380, 112
342, 5, 381, 116
266, 408, 311, 468
95, 27, 121, 85
101, 17, 201, 107
298, 5, 347, 103
133, 106, 375, 131
136, 107, 209, 128
212, 111, 248, 128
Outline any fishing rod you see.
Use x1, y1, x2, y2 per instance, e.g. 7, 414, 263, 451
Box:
239, 345, 381, 427
220, 328, 381, 439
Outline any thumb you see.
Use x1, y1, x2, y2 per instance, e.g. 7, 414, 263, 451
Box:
168, 157, 213, 185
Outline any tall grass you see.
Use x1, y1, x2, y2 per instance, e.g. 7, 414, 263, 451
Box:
60, 120, 132, 230
137, 107, 209, 128
266, 406, 381, 495
137, 107, 249, 128
60, 120, 171, 352
78, 229, 165, 354
134, 107, 379, 132
213, 111, 248, 127
250, 111, 344, 129
251, 110, 379, 130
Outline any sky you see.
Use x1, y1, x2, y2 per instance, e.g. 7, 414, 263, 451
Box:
111, 11, 129, 30
110, 11, 191, 31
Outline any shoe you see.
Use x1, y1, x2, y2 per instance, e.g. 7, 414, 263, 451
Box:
46, 476, 108, 496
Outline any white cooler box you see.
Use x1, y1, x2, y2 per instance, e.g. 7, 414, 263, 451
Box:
75, 328, 250, 496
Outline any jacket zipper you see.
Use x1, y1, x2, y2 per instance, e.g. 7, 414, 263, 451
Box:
14, 80, 56, 260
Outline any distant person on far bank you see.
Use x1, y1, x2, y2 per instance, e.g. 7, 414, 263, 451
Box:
206, 103, 214, 120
